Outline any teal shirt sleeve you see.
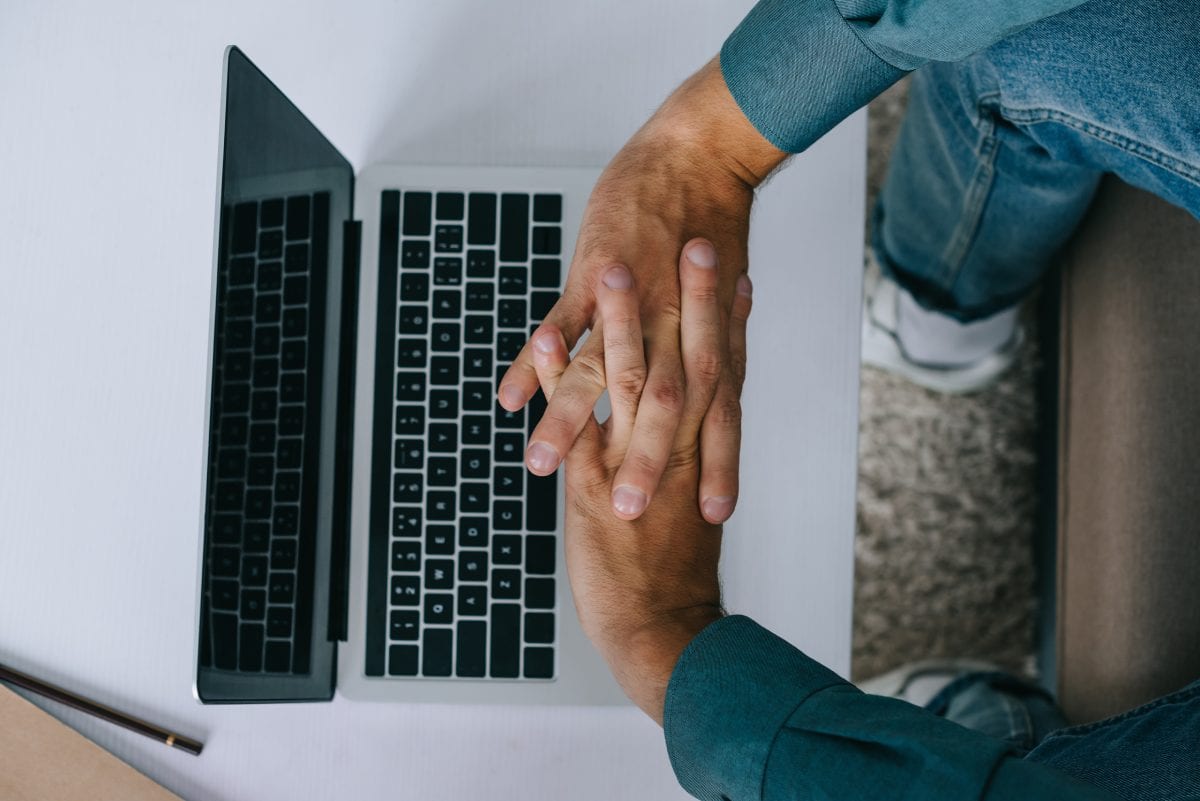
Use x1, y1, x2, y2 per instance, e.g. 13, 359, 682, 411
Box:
719, 0, 1090, 152
663, 615, 1119, 800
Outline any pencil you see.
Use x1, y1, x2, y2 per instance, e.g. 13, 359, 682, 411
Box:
0, 661, 204, 756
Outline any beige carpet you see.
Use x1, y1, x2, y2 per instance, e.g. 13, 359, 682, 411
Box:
851, 80, 1040, 681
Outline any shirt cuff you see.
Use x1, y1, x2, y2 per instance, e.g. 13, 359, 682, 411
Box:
663, 615, 847, 801
719, 0, 906, 153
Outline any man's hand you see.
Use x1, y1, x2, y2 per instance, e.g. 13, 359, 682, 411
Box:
498, 56, 784, 524
528, 241, 753, 723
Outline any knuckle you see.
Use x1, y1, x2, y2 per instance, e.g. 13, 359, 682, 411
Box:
689, 350, 723, 385
626, 449, 664, 481
710, 395, 742, 428
648, 377, 685, 414
687, 282, 721, 306
612, 365, 648, 400
729, 352, 748, 384
572, 351, 607, 390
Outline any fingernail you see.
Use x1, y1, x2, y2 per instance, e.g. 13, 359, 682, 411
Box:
533, 333, 557, 354
602, 265, 632, 290
612, 485, 648, 517
500, 385, 525, 409
702, 496, 734, 522
736, 274, 753, 297
686, 241, 717, 268
526, 442, 559, 473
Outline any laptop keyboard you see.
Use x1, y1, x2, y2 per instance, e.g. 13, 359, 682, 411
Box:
200, 192, 329, 676
366, 189, 562, 680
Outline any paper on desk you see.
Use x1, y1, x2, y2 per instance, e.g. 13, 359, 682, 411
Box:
0, 685, 183, 801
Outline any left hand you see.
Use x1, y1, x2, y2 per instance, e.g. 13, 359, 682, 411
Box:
528, 239, 753, 723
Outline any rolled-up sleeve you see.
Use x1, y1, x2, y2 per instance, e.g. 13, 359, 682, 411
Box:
720, 0, 1089, 152
663, 615, 1118, 801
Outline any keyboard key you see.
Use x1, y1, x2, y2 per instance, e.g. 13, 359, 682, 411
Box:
395, 372, 426, 401
422, 628, 452, 676
244, 489, 271, 519
524, 612, 554, 644
280, 373, 305, 403
257, 259, 282, 290
239, 622, 264, 670
265, 641, 292, 672
467, 194, 497, 245
460, 483, 490, 514
459, 517, 488, 548
493, 500, 522, 530
231, 201, 257, 253
427, 457, 456, 487
403, 191, 432, 236
425, 559, 454, 590
210, 611, 239, 669
394, 438, 424, 470
392, 540, 422, 571
525, 577, 556, 609
432, 290, 461, 319
532, 226, 561, 255
434, 225, 464, 253
524, 647, 554, 679
402, 241, 430, 269
533, 194, 561, 223
430, 356, 459, 385
497, 332, 525, 362
427, 491, 456, 520
281, 340, 305, 370
248, 422, 275, 452
270, 538, 296, 569
463, 349, 492, 378
268, 572, 295, 604
433, 257, 463, 286
225, 317, 253, 348
425, 524, 455, 554
241, 589, 266, 620
459, 585, 487, 616
527, 472, 558, 531
241, 555, 269, 586
493, 534, 522, 565
252, 357, 279, 389
250, 389, 277, 421
526, 535, 556, 575
211, 578, 239, 610
393, 507, 422, 537
275, 471, 300, 502
244, 522, 270, 552
259, 231, 284, 261
495, 405, 524, 429
260, 198, 284, 228
284, 242, 309, 273
458, 550, 488, 582
494, 466, 523, 496
499, 193, 529, 262
215, 482, 243, 512
394, 405, 425, 434
431, 323, 460, 351
429, 423, 457, 452
279, 405, 303, 436
256, 292, 281, 323
393, 473, 423, 503
283, 275, 307, 305
530, 291, 558, 321
456, 620, 487, 676
388, 644, 419, 676
436, 192, 464, 220
218, 449, 246, 479
392, 340, 426, 372
463, 382, 491, 411
498, 299, 527, 329
424, 593, 453, 625
464, 316, 493, 344
466, 249, 495, 279
531, 258, 561, 287
498, 266, 527, 295
464, 283, 494, 312
225, 351, 252, 381
398, 305, 428, 334
276, 438, 302, 469
495, 432, 524, 462
489, 603, 520, 678
390, 609, 419, 641
429, 389, 458, 419
212, 514, 240, 544
225, 288, 254, 318
220, 415, 248, 446
462, 415, 491, 445
391, 575, 421, 606
286, 194, 310, 239
267, 606, 292, 638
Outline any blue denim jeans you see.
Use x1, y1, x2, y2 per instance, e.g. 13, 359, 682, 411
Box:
872, 0, 1200, 322
930, 674, 1200, 800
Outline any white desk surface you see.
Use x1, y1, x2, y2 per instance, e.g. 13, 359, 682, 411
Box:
0, 2, 865, 799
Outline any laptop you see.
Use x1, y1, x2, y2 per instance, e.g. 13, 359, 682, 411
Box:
194, 46, 623, 705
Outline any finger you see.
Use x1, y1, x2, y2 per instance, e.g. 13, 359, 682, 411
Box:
524, 328, 608, 476
698, 273, 753, 524
594, 265, 645, 448
675, 238, 724, 443
609, 332, 685, 520
498, 290, 591, 411
528, 324, 570, 400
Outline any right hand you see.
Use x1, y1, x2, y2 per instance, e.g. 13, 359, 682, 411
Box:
497, 56, 786, 524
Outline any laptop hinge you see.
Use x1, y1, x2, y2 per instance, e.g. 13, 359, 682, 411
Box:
327, 218, 362, 642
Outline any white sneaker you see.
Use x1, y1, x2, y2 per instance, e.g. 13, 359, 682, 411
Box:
861, 269, 1024, 394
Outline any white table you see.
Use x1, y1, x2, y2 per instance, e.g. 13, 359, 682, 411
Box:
0, 2, 865, 799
